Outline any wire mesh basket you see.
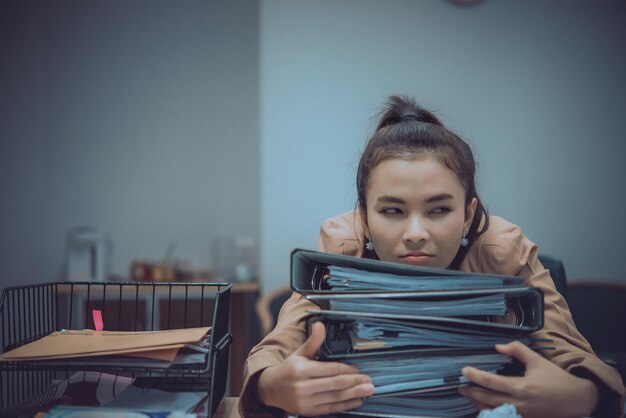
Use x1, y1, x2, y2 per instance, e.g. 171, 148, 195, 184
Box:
0, 281, 232, 417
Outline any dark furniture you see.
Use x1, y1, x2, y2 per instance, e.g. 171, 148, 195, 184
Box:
538, 254, 625, 384
255, 286, 292, 336
567, 281, 626, 385
539, 253, 568, 300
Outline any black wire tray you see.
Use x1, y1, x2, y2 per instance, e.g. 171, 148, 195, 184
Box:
0, 281, 232, 417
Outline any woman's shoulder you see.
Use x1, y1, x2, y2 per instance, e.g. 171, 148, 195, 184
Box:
463, 215, 538, 276
476, 215, 524, 246
318, 210, 363, 256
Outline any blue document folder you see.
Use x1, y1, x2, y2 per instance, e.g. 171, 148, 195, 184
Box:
290, 249, 550, 418
291, 249, 524, 293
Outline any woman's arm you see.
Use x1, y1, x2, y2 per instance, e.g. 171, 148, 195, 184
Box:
256, 322, 374, 417
460, 341, 599, 418
460, 216, 625, 416
238, 288, 374, 417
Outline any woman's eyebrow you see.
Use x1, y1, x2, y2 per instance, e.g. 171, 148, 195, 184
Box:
377, 196, 406, 204
425, 193, 454, 203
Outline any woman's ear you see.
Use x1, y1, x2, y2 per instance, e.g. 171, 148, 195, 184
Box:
464, 198, 478, 232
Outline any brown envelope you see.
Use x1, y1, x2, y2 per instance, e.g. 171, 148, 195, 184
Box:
0, 327, 211, 362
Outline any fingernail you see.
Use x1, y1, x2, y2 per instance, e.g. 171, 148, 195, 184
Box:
461, 367, 468, 375
359, 375, 371, 384
362, 383, 375, 396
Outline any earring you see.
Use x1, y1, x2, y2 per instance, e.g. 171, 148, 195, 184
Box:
460, 232, 469, 247
365, 238, 374, 251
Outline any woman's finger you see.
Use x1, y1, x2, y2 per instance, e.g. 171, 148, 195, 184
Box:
304, 373, 372, 395
459, 384, 514, 408
495, 341, 543, 366
310, 397, 365, 416
296, 359, 359, 378
462, 366, 520, 395
313, 381, 375, 406
294, 321, 327, 359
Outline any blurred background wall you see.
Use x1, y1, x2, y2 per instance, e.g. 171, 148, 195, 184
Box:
1, 0, 625, 295
0, 0, 259, 291
260, 0, 626, 291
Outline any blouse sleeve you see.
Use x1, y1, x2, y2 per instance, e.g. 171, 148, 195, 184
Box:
525, 257, 624, 416
318, 210, 364, 257
239, 212, 362, 416
238, 292, 316, 418
239, 216, 360, 418
472, 219, 625, 417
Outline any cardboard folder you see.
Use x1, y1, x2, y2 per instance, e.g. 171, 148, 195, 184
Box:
0, 327, 211, 362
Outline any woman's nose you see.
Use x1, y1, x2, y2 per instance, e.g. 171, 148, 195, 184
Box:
402, 216, 429, 243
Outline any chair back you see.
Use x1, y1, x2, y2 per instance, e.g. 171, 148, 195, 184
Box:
255, 287, 292, 336
538, 253, 568, 301
568, 281, 626, 384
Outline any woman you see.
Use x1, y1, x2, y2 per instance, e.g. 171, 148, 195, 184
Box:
239, 95, 625, 417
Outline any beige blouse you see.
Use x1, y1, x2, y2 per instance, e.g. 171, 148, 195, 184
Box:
239, 211, 625, 417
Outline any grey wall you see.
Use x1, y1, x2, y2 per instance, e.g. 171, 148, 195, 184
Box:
0, 1, 259, 291
259, 0, 626, 291
2, 1, 625, 296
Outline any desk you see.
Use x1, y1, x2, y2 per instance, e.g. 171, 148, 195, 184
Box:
229, 283, 261, 395
214, 397, 241, 418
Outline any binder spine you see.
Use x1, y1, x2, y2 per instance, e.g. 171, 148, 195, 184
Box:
291, 248, 550, 418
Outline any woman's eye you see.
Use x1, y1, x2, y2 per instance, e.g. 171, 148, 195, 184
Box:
380, 208, 402, 215
430, 207, 452, 215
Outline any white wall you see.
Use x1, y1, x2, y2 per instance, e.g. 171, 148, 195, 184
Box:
0, 0, 259, 291
260, 0, 626, 291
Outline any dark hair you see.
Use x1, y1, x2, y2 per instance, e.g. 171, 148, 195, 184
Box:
356, 95, 489, 269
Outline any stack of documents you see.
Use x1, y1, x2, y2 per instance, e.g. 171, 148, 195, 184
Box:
291, 249, 549, 418
0, 327, 211, 370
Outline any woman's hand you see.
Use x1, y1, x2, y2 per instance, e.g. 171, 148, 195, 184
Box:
459, 341, 599, 418
256, 322, 375, 416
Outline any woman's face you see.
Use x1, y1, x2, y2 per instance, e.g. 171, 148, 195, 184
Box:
364, 157, 477, 269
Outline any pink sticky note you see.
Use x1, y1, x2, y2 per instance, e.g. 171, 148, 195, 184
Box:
92, 309, 104, 331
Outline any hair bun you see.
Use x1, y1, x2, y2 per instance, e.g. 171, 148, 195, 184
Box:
376, 95, 443, 131
400, 113, 423, 122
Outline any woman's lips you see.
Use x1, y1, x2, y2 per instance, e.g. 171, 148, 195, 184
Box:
400, 253, 433, 264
